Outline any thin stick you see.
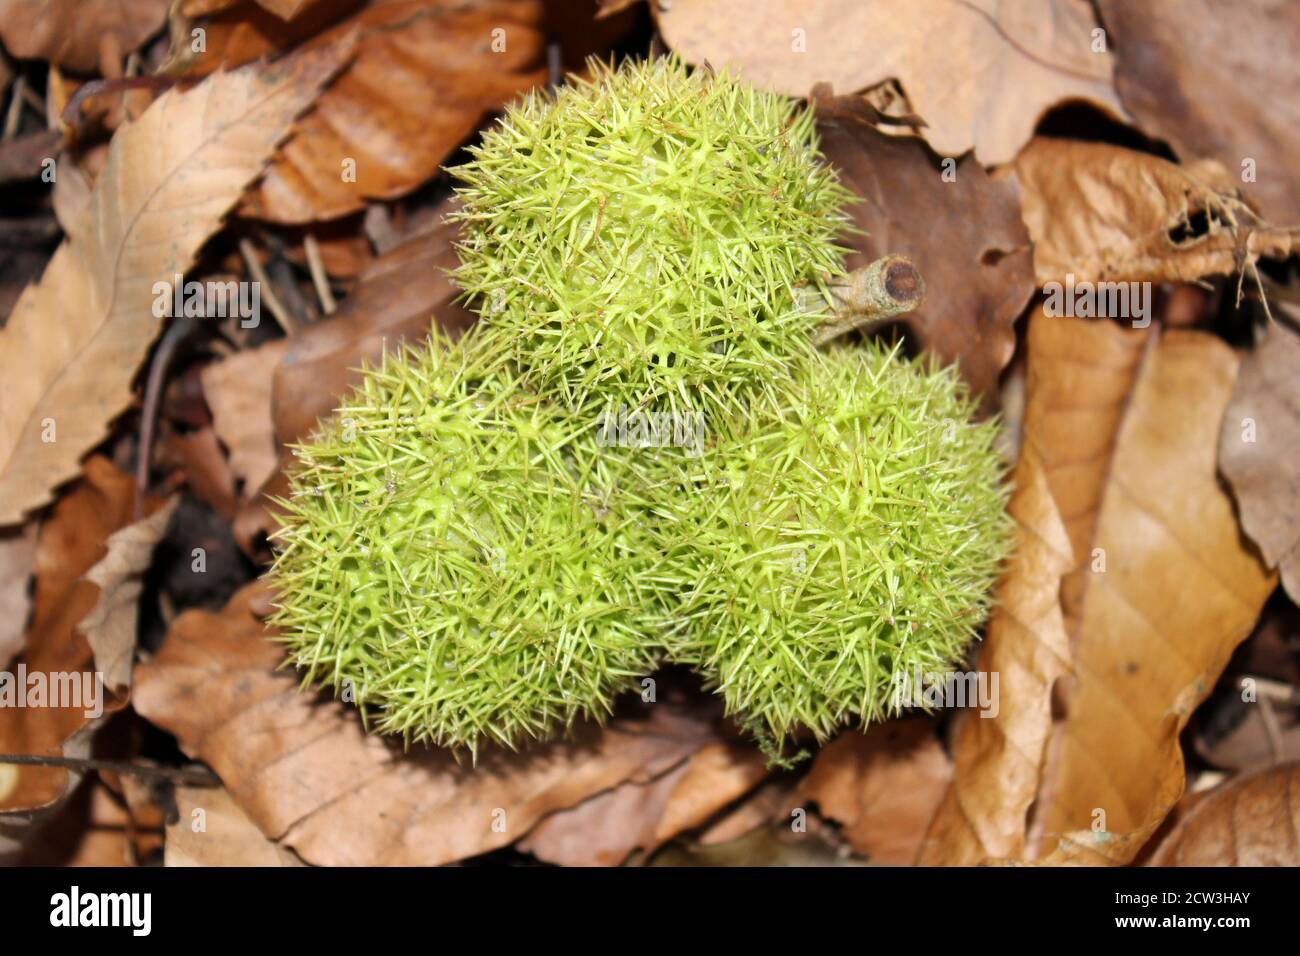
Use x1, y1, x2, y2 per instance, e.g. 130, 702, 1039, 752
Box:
239, 237, 297, 335
303, 233, 337, 314
135, 316, 197, 520
0, 753, 220, 787
1246, 675, 1300, 704
19, 81, 43, 116
60, 76, 174, 131
3, 75, 26, 139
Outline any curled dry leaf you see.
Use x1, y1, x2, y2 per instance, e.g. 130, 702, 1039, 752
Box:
697, 779, 797, 846
1015, 138, 1298, 285
1218, 320, 1300, 606
80, 497, 179, 693
920, 442, 1073, 863
186, 0, 549, 222
200, 339, 291, 500
656, 0, 1124, 164
0, 458, 164, 827
175, 0, 324, 19
49, 152, 94, 242
134, 581, 730, 866
518, 742, 768, 866
1149, 763, 1300, 866
161, 426, 241, 520
0, 42, 351, 526
923, 312, 1275, 865
1098, 0, 1300, 225
815, 94, 1035, 406
166, 786, 305, 867
800, 721, 951, 865
0, 0, 169, 73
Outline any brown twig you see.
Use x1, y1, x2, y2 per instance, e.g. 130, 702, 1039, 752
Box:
0, 753, 220, 787
239, 237, 297, 334
60, 76, 176, 132
303, 233, 337, 314
135, 316, 197, 520
3, 74, 27, 139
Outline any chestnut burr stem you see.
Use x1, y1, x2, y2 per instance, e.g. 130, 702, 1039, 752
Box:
812, 255, 925, 346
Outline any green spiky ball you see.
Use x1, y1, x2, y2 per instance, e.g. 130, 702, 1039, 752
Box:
269, 56, 1013, 765
649, 344, 1013, 762
268, 327, 659, 758
451, 56, 850, 423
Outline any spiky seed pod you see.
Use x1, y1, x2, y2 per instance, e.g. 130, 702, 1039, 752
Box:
450, 55, 851, 426
267, 326, 660, 759
650, 344, 1013, 763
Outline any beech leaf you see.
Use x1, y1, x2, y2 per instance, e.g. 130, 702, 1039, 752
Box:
923, 312, 1275, 865
0, 42, 351, 525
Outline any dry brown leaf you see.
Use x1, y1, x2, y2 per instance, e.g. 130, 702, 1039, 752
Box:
815, 94, 1035, 406
697, 778, 796, 846
80, 498, 178, 692
49, 151, 94, 242
1219, 321, 1300, 606
1015, 138, 1298, 285
920, 442, 1073, 863
179, 0, 323, 19
0, 0, 169, 73
0, 524, 37, 667
200, 339, 290, 499
1098, 0, 1300, 225
800, 721, 951, 865
518, 742, 767, 866
656, 0, 1123, 164
0, 44, 350, 527
209, 0, 549, 222
1149, 763, 1300, 866
161, 426, 241, 520
166, 786, 305, 866
0, 458, 164, 826
134, 581, 727, 865
926, 312, 1274, 865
